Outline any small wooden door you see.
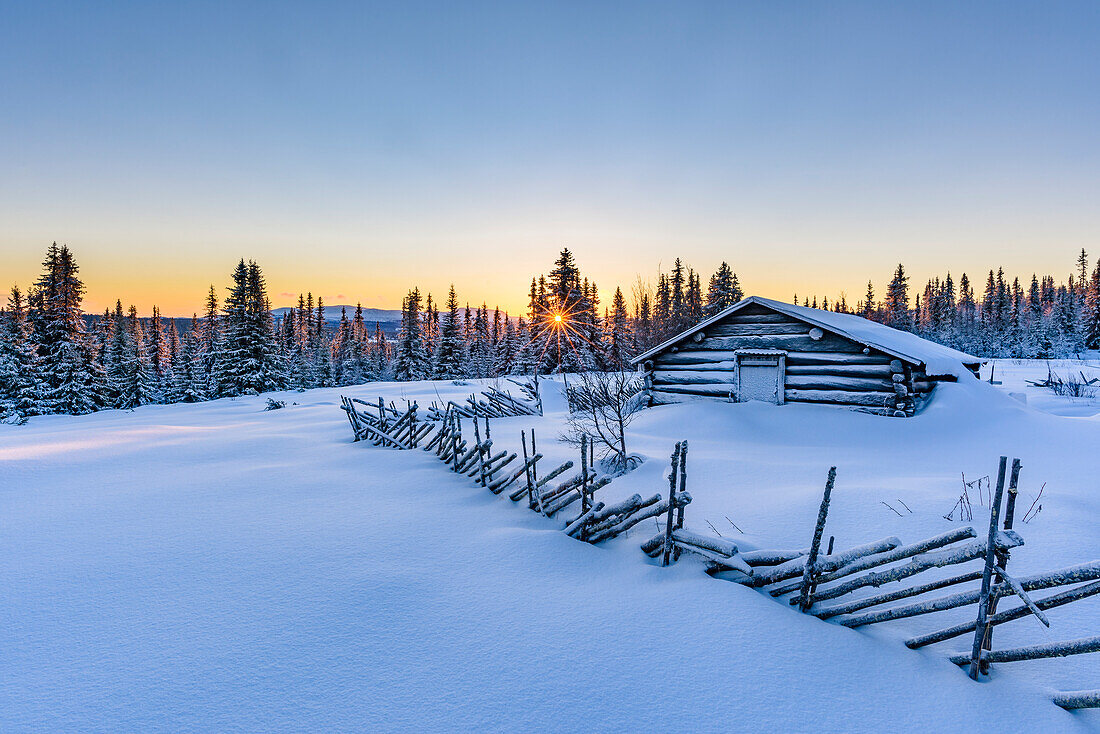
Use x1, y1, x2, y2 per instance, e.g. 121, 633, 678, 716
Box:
735, 351, 785, 404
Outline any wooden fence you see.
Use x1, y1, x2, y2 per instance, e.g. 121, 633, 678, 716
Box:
339, 400, 1098, 710
638, 455, 1100, 708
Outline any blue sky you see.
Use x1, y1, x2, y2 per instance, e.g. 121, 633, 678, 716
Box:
1, 1, 1098, 314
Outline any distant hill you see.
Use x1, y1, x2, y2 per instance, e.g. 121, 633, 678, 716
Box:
271, 306, 402, 324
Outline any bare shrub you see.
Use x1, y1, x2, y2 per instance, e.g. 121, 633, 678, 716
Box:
560, 371, 646, 475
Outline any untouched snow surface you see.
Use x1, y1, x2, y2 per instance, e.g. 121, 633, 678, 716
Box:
2, 369, 1099, 732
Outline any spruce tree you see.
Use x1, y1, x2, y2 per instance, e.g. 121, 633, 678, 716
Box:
172, 315, 206, 402
669, 258, 685, 331
494, 313, 518, 375
884, 264, 911, 330
861, 280, 876, 319
705, 262, 740, 316
607, 287, 631, 369
1085, 259, 1100, 349
392, 287, 428, 380
148, 305, 171, 402
433, 286, 465, 379
28, 243, 103, 414
218, 260, 285, 395
0, 285, 44, 422
200, 285, 222, 396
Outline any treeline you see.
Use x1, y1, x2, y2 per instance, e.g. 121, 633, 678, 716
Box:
0, 246, 745, 423
385, 249, 745, 379
4, 242, 1099, 424
0, 245, 296, 422
797, 250, 1100, 358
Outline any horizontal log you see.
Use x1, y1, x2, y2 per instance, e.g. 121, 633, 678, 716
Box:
672, 528, 740, 557
750, 538, 902, 587
483, 453, 517, 480
656, 350, 747, 365
784, 389, 898, 408
648, 390, 709, 405
784, 364, 894, 378
565, 502, 604, 537
814, 570, 983, 619
817, 532, 1023, 605
545, 476, 612, 516
589, 492, 692, 543
467, 449, 507, 477
643, 530, 750, 566
1052, 690, 1100, 710
784, 375, 897, 392
651, 383, 738, 397
360, 422, 412, 449
652, 370, 734, 385
906, 580, 1100, 649
770, 527, 977, 597
741, 549, 807, 566
640, 533, 665, 556
654, 360, 739, 372
591, 493, 649, 523
489, 453, 542, 494
708, 323, 809, 336
832, 555, 1100, 629
676, 544, 754, 575
851, 406, 907, 417
785, 352, 892, 366
723, 313, 795, 324
948, 636, 1100, 666
698, 334, 854, 353
588, 492, 668, 534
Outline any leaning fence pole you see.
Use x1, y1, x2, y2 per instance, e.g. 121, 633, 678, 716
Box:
521, 431, 535, 510
797, 467, 837, 612
673, 440, 689, 561
580, 435, 590, 514
968, 456, 1009, 680
981, 457, 1022, 672
661, 442, 683, 567
452, 414, 462, 472
473, 412, 488, 487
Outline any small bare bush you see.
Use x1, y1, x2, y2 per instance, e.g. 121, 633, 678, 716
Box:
560, 371, 646, 475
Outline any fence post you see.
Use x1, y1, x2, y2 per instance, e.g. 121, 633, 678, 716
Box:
798, 467, 837, 612
662, 442, 682, 567
673, 440, 689, 561
968, 456, 1009, 680
981, 457, 1022, 673
580, 435, 590, 513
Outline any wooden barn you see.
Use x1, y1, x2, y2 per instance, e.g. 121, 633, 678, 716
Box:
632, 296, 982, 416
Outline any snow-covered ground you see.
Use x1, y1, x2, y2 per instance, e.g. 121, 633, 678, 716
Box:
981, 358, 1100, 418
2, 364, 1099, 732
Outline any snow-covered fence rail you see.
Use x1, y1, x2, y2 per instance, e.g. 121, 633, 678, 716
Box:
508, 376, 543, 415
340, 396, 431, 449
338, 398, 702, 549
338, 405, 1099, 709
423, 387, 541, 422
632, 453, 1100, 708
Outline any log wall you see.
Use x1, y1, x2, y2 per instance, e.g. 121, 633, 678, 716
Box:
645, 303, 936, 415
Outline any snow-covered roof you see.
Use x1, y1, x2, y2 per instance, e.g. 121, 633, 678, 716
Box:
631, 296, 982, 379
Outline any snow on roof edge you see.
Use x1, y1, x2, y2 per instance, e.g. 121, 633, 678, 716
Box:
631, 296, 983, 380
